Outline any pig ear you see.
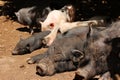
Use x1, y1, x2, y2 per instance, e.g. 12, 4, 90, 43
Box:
71, 49, 84, 59
15, 12, 19, 16
39, 21, 43, 25
87, 26, 93, 39
67, 5, 73, 10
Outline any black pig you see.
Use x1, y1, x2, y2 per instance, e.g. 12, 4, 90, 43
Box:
73, 21, 120, 80
27, 26, 101, 76
15, 6, 51, 34
12, 31, 50, 55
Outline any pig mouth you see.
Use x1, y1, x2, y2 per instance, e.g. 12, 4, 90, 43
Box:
12, 48, 30, 55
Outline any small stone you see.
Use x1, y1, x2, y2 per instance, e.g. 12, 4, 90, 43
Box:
19, 65, 25, 68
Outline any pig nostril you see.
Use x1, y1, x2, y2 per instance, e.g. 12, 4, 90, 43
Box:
36, 65, 45, 76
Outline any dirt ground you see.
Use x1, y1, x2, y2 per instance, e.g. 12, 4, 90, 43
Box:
0, 16, 75, 80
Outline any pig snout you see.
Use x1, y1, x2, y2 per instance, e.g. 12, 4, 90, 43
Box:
36, 59, 55, 76
12, 50, 18, 55
36, 63, 55, 76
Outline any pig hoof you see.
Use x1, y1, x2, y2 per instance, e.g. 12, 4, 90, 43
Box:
29, 29, 34, 35
42, 38, 49, 46
26, 58, 36, 64
30, 31, 34, 35
42, 39, 47, 45
73, 73, 84, 80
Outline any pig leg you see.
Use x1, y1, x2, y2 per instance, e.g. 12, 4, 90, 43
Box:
59, 20, 103, 34
27, 53, 47, 64
29, 25, 34, 34
43, 25, 60, 46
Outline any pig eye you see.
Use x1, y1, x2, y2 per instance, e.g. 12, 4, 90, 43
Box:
61, 10, 64, 12
61, 8, 65, 12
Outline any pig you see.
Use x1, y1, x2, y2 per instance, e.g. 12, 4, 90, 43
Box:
72, 21, 120, 80
12, 31, 50, 55
27, 26, 104, 76
15, 6, 52, 34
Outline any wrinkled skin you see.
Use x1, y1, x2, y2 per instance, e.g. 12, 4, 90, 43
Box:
12, 31, 50, 55
73, 21, 120, 80
15, 6, 51, 34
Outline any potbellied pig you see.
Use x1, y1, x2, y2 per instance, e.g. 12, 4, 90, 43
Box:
15, 6, 51, 34
73, 21, 120, 80
27, 26, 103, 76
12, 31, 50, 55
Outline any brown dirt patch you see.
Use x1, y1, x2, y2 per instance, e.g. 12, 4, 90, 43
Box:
0, 16, 75, 80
